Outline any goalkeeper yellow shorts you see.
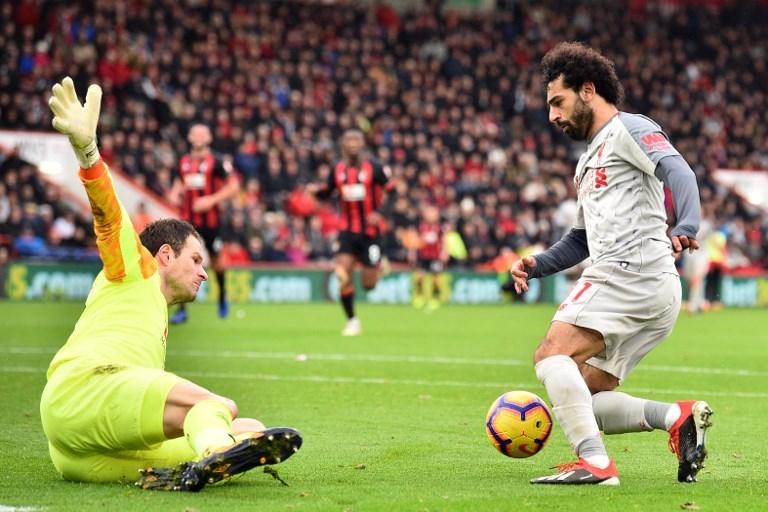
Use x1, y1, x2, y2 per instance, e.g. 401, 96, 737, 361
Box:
40, 363, 196, 483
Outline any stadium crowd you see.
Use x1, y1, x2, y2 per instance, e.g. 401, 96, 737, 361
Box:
1, 0, 767, 270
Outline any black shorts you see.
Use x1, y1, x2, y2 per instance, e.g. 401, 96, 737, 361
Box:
337, 231, 381, 267
417, 258, 444, 273
195, 226, 222, 257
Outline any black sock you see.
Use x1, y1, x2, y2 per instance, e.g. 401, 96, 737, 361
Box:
177, 303, 186, 313
216, 270, 226, 304
341, 292, 355, 319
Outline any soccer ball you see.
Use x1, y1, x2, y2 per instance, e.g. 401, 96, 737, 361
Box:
485, 390, 553, 458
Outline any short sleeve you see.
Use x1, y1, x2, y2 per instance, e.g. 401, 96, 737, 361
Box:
214, 155, 234, 179
372, 160, 391, 185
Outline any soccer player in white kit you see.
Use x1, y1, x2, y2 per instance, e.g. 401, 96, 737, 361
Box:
510, 43, 713, 485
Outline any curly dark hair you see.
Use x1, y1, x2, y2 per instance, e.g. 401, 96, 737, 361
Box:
139, 218, 201, 256
541, 42, 624, 107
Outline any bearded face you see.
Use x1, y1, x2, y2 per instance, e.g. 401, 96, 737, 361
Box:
546, 76, 596, 141
555, 96, 594, 141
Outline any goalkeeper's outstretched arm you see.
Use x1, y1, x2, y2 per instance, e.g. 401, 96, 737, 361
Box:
49, 77, 155, 282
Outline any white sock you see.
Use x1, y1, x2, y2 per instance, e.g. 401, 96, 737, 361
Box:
577, 437, 610, 469
535, 355, 607, 467
663, 403, 681, 430
593, 391, 655, 434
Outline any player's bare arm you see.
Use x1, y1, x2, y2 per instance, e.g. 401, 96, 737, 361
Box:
169, 178, 185, 206
192, 159, 239, 213
366, 210, 384, 227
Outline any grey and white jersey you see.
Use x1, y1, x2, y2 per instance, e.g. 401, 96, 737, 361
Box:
573, 112, 680, 273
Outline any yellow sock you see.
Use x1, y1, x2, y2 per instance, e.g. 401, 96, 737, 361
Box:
183, 399, 235, 458
424, 273, 434, 300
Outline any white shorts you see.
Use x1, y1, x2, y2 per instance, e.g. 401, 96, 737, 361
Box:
552, 263, 682, 381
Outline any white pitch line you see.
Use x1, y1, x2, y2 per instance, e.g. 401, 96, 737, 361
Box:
3, 366, 767, 399
178, 350, 768, 378
0, 366, 42, 373
3, 345, 767, 378
177, 349, 532, 367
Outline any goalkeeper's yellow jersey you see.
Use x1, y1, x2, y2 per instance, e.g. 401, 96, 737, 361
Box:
47, 161, 168, 378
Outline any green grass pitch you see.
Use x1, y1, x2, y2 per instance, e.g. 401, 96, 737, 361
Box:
0, 302, 766, 511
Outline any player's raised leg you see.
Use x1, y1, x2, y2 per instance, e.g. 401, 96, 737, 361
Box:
361, 263, 380, 291
580, 289, 713, 484
588, 368, 713, 483
530, 321, 620, 485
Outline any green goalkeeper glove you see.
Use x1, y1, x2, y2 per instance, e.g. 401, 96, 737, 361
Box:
48, 76, 102, 169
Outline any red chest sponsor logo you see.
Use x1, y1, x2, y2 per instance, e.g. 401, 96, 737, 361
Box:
592, 143, 608, 189
594, 168, 608, 189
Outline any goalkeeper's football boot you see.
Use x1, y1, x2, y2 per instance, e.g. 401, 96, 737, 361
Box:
668, 400, 713, 482
137, 427, 302, 492
170, 308, 188, 324
530, 458, 620, 485
218, 298, 230, 319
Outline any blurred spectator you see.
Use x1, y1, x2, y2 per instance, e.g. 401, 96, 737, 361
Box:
0, 0, 766, 270
132, 202, 154, 234
50, 210, 76, 243
705, 228, 728, 309
682, 219, 713, 314
14, 225, 47, 257
1, 145, 96, 261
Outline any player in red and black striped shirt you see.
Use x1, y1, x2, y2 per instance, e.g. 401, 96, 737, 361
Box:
169, 124, 239, 323
315, 129, 391, 336
411, 205, 448, 311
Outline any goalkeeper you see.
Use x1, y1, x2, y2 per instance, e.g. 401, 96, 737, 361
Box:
39, 77, 302, 492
